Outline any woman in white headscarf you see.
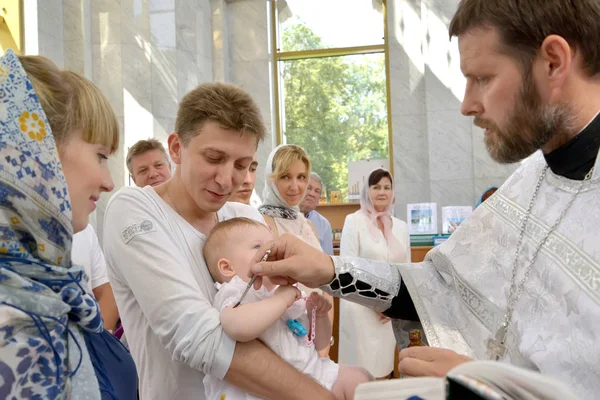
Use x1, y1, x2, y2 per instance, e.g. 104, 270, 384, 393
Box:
259, 145, 334, 354
259, 144, 321, 249
338, 168, 412, 379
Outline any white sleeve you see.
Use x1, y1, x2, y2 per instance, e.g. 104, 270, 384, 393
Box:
103, 189, 235, 380
340, 214, 360, 257
213, 282, 245, 311
393, 218, 412, 263
87, 225, 109, 289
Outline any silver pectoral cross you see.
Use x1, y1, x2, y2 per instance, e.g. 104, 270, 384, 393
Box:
487, 326, 507, 361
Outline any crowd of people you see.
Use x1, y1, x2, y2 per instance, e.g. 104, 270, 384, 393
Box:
1, 0, 599, 399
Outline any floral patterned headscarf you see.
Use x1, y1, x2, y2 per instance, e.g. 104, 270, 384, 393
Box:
0, 50, 102, 399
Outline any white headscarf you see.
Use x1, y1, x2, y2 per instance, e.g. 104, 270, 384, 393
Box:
259, 144, 303, 220
360, 168, 406, 262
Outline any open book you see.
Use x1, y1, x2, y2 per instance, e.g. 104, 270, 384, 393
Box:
355, 361, 579, 400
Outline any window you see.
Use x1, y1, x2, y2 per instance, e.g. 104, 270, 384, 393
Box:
271, 0, 392, 202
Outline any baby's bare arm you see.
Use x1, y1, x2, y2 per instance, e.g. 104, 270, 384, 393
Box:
221, 285, 300, 342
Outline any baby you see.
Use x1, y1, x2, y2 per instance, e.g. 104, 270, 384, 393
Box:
203, 217, 372, 400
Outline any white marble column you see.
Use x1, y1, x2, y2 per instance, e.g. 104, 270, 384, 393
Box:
37, 0, 65, 65
211, 0, 232, 82
36, 0, 216, 238
388, 0, 431, 219
227, 0, 274, 198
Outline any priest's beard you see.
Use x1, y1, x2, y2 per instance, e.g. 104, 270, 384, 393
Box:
475, 68, 578, 164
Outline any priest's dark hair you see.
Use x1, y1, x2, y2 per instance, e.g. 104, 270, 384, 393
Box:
449, 0, 600, 77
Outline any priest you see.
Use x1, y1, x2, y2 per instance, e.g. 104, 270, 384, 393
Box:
249, 0, 600, 398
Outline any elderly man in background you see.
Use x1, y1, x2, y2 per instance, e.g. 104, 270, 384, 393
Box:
299, 172, 333, 255
127, 138, 172, 187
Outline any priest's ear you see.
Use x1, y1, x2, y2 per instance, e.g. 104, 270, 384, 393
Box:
537, 35, 573, 93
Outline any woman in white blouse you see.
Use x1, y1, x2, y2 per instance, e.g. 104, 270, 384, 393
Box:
338, 168, 411, 379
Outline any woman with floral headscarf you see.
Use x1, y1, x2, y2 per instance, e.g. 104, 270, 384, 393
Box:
0, 50, 136, 398
338, 168, 414, 379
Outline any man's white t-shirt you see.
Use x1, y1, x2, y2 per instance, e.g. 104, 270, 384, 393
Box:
102, 186, 266, 400
72, 224, 109, 295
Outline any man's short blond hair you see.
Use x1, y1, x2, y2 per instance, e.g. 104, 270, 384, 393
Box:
203, 217, 267, 282
126, 138, 169, 175
175, 83, 267, 145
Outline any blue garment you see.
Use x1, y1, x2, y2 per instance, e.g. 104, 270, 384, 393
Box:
84, 329, 137, 400
305, 210, 334, 255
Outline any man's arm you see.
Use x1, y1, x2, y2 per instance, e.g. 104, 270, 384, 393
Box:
226, 340, 335, 400
93, 283, 119, 330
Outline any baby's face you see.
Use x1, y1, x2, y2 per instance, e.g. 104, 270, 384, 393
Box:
225, 224, 273, 281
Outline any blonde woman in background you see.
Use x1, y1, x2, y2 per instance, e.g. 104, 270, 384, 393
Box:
259, 144, 334, 354
259, 145, 321, 248
338, 168, 412, 379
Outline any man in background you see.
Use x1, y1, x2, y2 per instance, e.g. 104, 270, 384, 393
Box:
229, 154, 259, 206
299, 172, 333, 255
127, 138, 172, 187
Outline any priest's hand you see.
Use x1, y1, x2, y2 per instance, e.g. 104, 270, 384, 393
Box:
249, 233, 335, 289
398, 347, 472, 377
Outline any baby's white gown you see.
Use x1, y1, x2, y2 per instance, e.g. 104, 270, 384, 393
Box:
203, 276, 339, 399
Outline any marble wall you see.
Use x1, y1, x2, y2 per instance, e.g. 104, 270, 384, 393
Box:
33, 0, 214, 238
388, 0, 518, 229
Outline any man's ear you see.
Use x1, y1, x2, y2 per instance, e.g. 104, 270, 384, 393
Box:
168, 132, 183, 165
539, 34, 572, 91
218, 258, 235, 277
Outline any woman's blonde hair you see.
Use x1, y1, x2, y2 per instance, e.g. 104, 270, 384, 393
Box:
271, 145, 311, 180
18, 55, 119, 153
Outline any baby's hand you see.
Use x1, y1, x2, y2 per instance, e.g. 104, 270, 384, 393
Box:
306, 292, 332, 318
275, 285, 301, 307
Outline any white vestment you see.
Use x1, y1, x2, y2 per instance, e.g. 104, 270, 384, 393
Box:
396, 151, 600, 399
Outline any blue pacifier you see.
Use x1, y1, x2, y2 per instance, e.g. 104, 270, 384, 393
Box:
286, 319, 307, 337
